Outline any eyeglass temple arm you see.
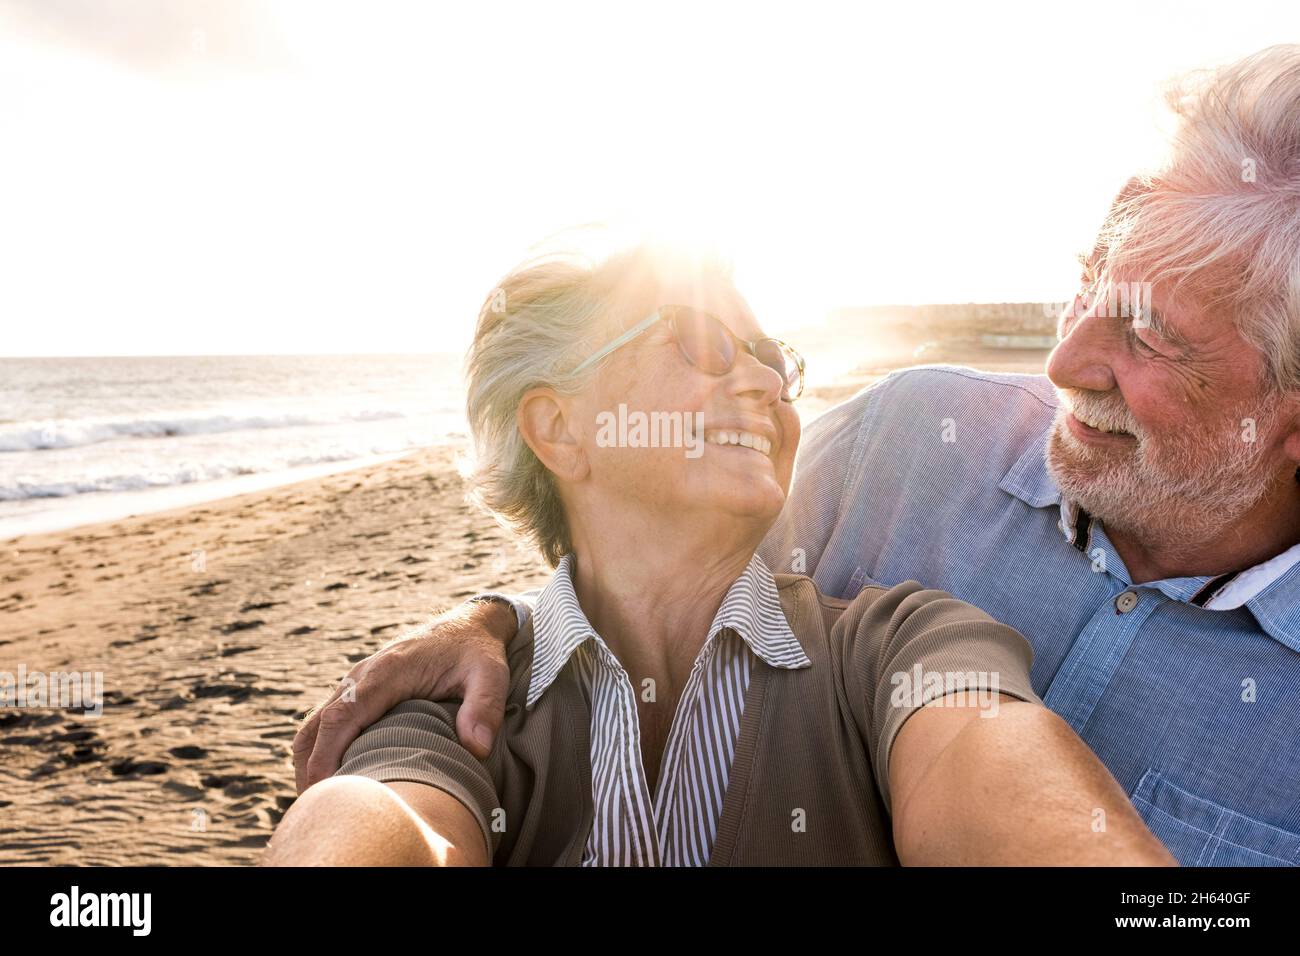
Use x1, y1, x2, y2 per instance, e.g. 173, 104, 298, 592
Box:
571, 310, 664, 375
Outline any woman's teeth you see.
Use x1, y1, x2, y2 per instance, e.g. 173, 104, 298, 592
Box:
704, 429, 772, 456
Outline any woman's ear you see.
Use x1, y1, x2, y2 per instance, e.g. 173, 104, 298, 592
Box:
518, 387, 590, 483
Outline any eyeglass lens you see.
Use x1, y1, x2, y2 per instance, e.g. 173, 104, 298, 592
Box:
665, 306, 802, 399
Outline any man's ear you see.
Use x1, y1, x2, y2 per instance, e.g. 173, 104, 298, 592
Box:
1280, 396, 1300, 481
517, 387, 589, 483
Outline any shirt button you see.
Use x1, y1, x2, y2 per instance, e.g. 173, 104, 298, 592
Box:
1115, 591, 1139, 613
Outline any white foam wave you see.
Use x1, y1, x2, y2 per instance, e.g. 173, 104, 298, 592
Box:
0, 408, 414, 453
0, 446, 429, 501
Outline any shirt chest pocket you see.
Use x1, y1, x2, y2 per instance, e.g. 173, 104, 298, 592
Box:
846, 566, 884, 596
1131, 769, 1300, 866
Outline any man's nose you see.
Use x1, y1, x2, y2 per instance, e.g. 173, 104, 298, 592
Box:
1046, 302, 1120, 394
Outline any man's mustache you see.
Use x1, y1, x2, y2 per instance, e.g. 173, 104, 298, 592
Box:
1057, 389, 1143, 440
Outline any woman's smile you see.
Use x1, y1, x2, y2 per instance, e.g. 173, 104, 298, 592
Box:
703, 428, 774, 457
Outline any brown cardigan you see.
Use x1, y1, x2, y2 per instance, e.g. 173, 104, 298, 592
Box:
337, 575, 1041, 865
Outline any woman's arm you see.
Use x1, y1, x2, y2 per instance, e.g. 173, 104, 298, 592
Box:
889, 694, 1175, 865
262, 776, 489, 866
270, 698, 502, 865
835, 579, 1173, 865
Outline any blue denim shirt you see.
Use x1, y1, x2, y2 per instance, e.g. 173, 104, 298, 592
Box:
761, 365, 1300, 866
494, 365, 1300, 865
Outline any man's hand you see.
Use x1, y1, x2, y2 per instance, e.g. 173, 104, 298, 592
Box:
292, 598, 517, 793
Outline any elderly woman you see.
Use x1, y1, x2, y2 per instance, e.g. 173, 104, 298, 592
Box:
266, 243, 1172, 866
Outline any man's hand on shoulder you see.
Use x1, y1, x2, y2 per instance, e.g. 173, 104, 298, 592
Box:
292, 596, 518, 793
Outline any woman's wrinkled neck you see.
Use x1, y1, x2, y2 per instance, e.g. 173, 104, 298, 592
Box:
564, 506, 768, 684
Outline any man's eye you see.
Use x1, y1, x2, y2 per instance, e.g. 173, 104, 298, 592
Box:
1128, 323, 1159, 355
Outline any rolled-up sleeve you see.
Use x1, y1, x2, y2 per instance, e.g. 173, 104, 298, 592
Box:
466, 589, 541, 634
834, 580, 1043, 814
337, 699, 500, 859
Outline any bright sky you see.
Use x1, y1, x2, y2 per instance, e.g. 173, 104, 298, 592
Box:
0, 0, 1294, 356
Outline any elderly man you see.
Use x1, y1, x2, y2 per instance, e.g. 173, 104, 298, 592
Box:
295, 44, 1300, 866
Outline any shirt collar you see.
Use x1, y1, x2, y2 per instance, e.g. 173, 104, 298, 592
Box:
999, 427, 1300, 651
526, 551, 811, 709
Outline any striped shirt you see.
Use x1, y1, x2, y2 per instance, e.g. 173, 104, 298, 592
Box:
340, 570, 1042, 865
526, 551, 812, 866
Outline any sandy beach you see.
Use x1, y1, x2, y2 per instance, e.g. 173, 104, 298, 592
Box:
0, 441, 559, 865
0, 355, 1046, 866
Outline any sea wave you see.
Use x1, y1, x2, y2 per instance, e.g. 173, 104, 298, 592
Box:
0, 408, 415, 453
0, 447, 424, 500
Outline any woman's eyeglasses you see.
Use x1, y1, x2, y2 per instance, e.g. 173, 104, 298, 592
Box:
572, 305, 806, 401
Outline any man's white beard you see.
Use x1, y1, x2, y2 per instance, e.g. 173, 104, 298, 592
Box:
1044, 391, 1283, 555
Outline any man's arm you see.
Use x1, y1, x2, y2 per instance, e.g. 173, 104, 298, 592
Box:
889, 695, 1176, 866
293, 594, 528, 792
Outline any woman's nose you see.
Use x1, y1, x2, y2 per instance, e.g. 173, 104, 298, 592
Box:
729, 349, 786, 403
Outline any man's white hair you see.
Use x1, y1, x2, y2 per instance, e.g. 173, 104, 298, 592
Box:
1095, 44, 1300, 393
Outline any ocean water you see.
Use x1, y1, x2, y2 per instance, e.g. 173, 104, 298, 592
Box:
0, 354, 468, 540
0, 334, 865, 541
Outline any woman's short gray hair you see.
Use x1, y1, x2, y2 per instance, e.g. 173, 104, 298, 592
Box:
1094, 44, 1300, 393
463, 239, 731, 567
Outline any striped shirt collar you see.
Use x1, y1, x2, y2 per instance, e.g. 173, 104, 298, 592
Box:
526, 551, 811, 709
999, 429, 1300, 648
